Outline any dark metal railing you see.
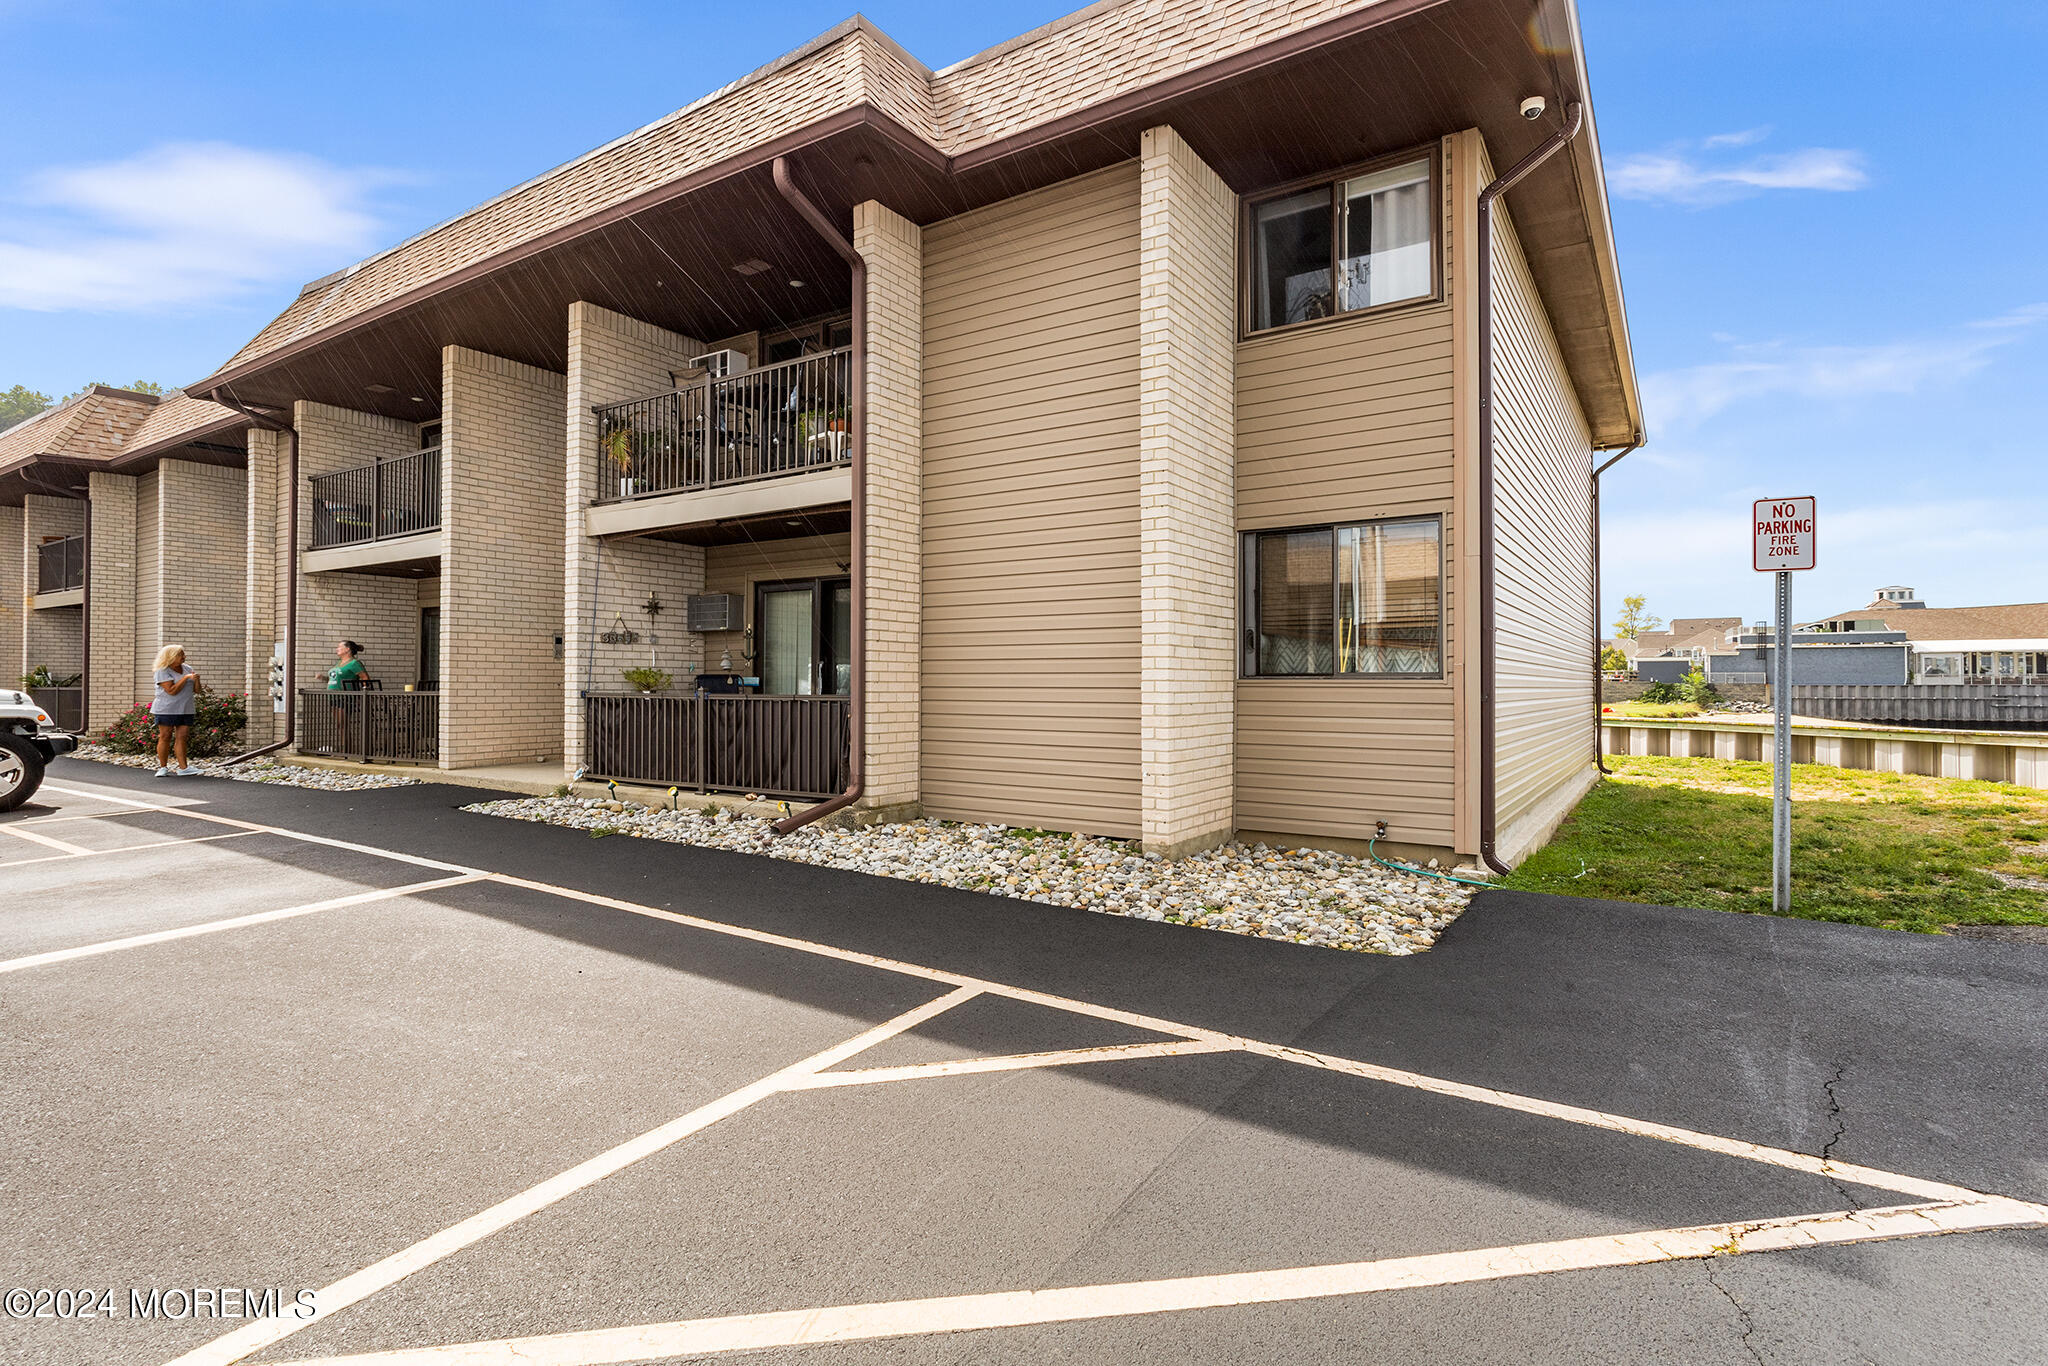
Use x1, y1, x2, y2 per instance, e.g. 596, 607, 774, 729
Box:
30, 687, 83, 733
296, 689, 440, 762
36, 535, 85, 593
309, 447, 442, 550
583, 693, 849, 799
591, 348, 851, 505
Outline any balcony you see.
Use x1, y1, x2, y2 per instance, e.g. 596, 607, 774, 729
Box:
33, 535, 85, 607
583, 693, 848, 800
588, 349, 851, 537
297, 689, 440, 764
307, 447, 442, 572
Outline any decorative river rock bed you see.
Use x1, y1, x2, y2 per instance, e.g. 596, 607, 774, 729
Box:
71, 744, 422, 791
464, 795, 1477, 955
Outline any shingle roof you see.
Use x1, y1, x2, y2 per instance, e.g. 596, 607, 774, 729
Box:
124, 392, 247, 459
199, 0, 1418, 384
1633, 617, 1742, 657
1818, 603, 2048, 645
0, 388, 244, 482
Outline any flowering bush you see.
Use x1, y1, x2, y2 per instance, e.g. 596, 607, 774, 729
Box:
103, 689, 249, 758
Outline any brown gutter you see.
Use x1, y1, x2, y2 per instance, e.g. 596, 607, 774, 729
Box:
1590, 442, 1639, 775
1477, 100, 1583, 876
209, 394, 299, 766
769, 156, 867, 835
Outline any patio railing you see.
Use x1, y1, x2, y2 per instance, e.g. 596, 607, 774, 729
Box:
591, 348, 851, 505
36, 535, 85, 593
310, 447, 442, 550
30, 686, 83, 733
296, 689, 439, 763
583, 693, 848, 799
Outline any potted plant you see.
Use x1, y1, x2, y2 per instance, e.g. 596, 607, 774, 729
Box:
622, 666, 671, 696
601, 421, 638, 497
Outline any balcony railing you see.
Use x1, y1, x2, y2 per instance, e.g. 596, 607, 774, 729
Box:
297, 689, 439, 763
36, 535, 85, 594
30, 687, 83, 733
583, 693, 848, 799
310, 447, 442, 551
591, 348, 851, 506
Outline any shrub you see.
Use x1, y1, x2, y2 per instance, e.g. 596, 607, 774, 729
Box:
1677, 666, 1720, 707
1638, 681, 1679, 704
103, 689, 249, 758
21, 665, 81, 690
621, 666, 672, 693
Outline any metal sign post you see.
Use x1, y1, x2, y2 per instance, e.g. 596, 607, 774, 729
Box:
1754, 497, 1816, 914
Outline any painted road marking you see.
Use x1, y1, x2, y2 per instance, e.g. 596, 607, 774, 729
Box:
164, 987, 984, 1366
788, 1039, 1238, 1089
0, 823, 94, 855
0, 873, 488, 974
266, 1197, 2048, 1366
0, 830, 259, 868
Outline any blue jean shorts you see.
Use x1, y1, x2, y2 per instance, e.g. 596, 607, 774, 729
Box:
153, 714, 195, 728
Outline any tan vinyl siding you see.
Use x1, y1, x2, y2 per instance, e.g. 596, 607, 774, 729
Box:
700, 531, 851, 675
1234, 141, 1461, 851
1489, 198, 1595, 835
921, 161, 1143, 836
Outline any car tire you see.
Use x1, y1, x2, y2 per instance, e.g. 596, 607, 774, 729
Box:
0, 733, 46, 813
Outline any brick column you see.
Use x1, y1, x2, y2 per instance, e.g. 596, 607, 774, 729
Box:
85, 472, 139, 732
293, 403, 424, 728
441, 346, 566, 769
0, 506, 23, 690
1138, 126, 1238, 857
563, 302, 705, 771
23, 494, 85, 685
158, 460, 248, 727
856, 200, 923, 820
243, 426, 284, 745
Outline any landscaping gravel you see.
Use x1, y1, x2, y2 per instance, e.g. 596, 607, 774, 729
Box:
464, 796, 1477, 954
70, 743, 422, 791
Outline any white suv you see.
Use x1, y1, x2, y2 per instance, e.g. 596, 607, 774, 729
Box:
0, 690, 80, 812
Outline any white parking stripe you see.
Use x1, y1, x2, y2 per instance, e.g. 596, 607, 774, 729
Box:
787, 1039, 1237, 1089
166, 986, 984, 1366
0, 823, 94, 855
0, 873, 487, 974
266, 1197, 2048, 1366
0, 830, 259, 867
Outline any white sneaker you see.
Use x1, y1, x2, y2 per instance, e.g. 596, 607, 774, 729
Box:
176, 766, 202, 776
155, 766, 173, 777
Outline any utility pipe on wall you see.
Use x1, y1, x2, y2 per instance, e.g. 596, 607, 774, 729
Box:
211, 394, 299, 765
769, 155, 866, 836
1476, 101, 1584, 875
1590, 442, 1639, 775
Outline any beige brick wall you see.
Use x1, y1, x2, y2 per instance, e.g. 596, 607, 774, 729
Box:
856, 200, 923, 815
1138, 126, 1238, 856
0, 506, 22, 690
135, 472, 161, 709
85, 472, 139, 731
563, 302, 704, 770
442, 345, 567, 768
293, 403, 424, 710
157, 459, 248, 725
243, 426, 284, 745
23, 495, 84, 679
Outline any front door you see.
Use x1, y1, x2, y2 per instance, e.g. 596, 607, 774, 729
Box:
755, 579, 850, 696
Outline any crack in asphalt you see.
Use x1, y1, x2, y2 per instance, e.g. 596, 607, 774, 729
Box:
1703, 1258, 1768, 1366
1819, 1061, 1861, 1209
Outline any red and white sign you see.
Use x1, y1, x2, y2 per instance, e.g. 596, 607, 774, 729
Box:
1753, 496, 1816, 572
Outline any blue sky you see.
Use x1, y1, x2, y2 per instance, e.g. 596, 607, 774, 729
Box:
3, 1, 2042, 627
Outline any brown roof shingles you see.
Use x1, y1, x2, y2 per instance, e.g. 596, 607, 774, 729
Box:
0, 389, 243, 481
202, 0, 1412, 385
1824, 603, 2048, 644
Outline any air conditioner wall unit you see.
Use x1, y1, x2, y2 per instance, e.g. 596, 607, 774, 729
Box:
687, 593, 744, 633
689, 349, 749, 379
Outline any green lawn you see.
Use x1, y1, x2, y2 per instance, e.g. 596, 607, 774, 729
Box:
1603, 700, 1703, 718
1504, 755, 2048, 934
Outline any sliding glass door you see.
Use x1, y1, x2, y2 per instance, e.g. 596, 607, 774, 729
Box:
755, 578, 851, 696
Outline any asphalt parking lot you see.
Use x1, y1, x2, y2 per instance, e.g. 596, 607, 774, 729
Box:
4, 760, 2045, 1366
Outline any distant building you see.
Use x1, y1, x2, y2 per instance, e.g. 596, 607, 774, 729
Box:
1808, 589, 2048, 685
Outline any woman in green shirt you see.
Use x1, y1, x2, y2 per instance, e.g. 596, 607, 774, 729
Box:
326, 640, 367, 753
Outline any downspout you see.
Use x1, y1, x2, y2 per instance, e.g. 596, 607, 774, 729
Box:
212, 394, 300, 766
1590, 442, 1639, 775
1477, 101, 1583, 875
769, 155, 865, 835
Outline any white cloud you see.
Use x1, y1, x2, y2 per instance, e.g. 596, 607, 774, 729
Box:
1611, 133, 1867, 206
0, 143, 395, 312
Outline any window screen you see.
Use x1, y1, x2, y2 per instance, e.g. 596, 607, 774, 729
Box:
1246, 154, 1435, 333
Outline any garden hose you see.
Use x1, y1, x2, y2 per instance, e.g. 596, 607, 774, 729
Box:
1368, 837, 1499, 889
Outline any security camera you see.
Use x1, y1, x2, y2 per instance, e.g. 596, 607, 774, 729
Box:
1519, 95, 1547, 121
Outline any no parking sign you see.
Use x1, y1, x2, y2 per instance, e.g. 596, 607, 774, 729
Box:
1753, 497, 1816, 572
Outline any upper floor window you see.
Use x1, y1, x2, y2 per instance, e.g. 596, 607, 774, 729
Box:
1246, 152, 1437, 334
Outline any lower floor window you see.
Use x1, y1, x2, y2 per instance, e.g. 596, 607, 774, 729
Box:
1243, 516, 1443, 677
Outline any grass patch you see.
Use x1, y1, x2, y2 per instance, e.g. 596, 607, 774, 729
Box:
1604, 700, 1703, 718
1504, 755, 2048, 934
